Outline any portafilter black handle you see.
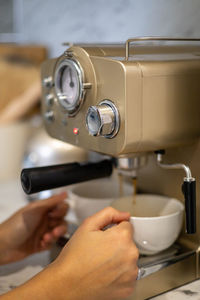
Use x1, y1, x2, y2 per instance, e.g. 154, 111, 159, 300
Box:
182, 179, 196, 234
21, 160, 113, 195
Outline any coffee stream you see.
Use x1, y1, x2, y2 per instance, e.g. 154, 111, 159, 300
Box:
118, 174, 137, 203
118, 173, 124, 197
132, 177, 137, 204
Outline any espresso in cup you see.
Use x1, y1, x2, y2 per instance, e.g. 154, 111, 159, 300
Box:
111, 194, 184, 255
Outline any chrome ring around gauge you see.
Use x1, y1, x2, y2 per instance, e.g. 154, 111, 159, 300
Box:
54, 58, 84, 115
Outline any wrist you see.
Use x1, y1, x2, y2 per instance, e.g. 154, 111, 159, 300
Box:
0, 220, 22, 265
0, 223, 10, 265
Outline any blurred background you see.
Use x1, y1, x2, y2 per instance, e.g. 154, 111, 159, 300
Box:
0, 0, 200, 206
1, 0, 200, 56
0, 0, 200, 291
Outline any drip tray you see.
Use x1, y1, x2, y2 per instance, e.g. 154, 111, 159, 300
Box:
138, 242, 195, 273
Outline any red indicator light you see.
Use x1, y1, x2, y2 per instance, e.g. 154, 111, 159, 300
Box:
73, 127, 79, 135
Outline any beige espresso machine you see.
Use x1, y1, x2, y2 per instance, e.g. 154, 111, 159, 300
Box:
21, 37, 200, 299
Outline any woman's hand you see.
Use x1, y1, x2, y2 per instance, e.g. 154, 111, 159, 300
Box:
0, 192, 68, 265
1, 206, 139, 300
47, 207, 139, 300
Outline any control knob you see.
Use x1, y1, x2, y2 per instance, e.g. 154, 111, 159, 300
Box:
86, 100, 120, 138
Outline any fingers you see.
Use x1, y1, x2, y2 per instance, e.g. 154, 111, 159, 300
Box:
82, 207, 130, 231
33, 192, 67, 211
52, 223, 67, 237
40, 220, 67, 249
116, 220, 134, 236
104, 220, 134, 241
40, 239, 52, 250
48, 202, 68, 230
44, 220, 67, 241
48, 202, 68, 218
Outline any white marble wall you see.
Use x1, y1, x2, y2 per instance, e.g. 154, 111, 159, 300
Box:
20, 0, 200, 57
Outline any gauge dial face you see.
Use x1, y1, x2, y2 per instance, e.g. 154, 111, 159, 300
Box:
55, 59, 82, 113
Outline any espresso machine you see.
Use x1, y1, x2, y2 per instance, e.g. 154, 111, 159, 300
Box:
21, 37, 200, 299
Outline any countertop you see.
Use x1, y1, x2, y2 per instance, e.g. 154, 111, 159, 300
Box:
151, 280, 200, 299
0, 180, 200, 299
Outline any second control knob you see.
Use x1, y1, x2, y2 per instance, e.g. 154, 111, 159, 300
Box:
86, 100, 120, 138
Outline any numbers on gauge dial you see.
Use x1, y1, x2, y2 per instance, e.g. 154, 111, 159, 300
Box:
58, 65, 79, 107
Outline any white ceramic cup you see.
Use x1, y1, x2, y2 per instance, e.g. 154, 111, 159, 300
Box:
111, 194, 184, 255
68, 178, 133, 225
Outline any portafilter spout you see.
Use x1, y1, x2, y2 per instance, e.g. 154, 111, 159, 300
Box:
21, 160, 113, 195
114, 155, 148, 178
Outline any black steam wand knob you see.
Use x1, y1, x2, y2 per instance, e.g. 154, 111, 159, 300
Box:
182, 178, 196, 234
21, 159, 113, 195
155, 150, 196, 234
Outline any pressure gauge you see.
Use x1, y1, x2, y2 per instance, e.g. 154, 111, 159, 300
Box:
54, 59, 84, 115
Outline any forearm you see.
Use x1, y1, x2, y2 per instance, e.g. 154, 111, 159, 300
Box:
0, 266, 53, 300
0, 263, 77, 300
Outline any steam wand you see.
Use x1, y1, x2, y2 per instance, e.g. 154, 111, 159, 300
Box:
155, 150, 196, 234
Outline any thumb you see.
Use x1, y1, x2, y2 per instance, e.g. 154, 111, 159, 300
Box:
83, 207, 130, 231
